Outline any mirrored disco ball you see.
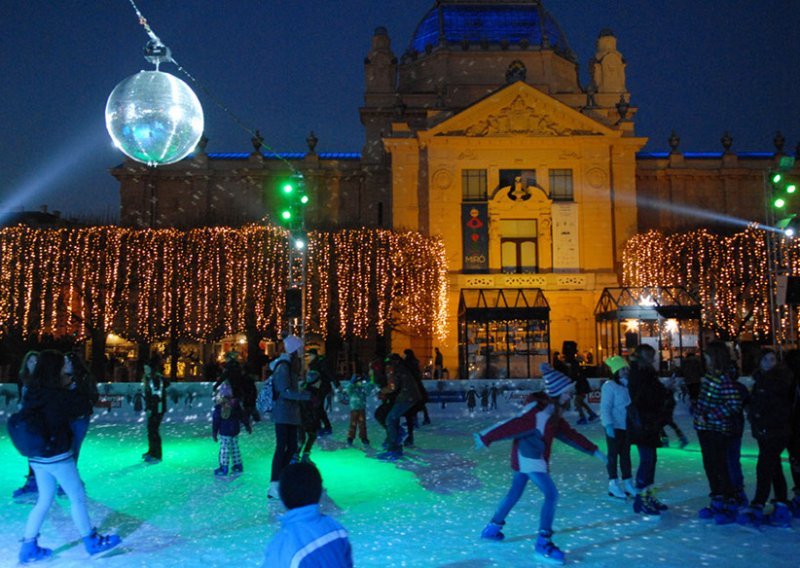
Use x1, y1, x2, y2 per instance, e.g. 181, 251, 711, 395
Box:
105, 70, 204, 166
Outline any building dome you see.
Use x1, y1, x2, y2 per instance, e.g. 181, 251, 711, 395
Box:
410, 0, 575, 61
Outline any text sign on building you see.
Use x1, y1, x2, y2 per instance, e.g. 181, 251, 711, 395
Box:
462, 203, 489, 273
551, 202, 580, 272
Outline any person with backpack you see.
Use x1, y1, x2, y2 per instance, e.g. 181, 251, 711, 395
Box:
268, 335, 310, 501
11, 349, 121, 563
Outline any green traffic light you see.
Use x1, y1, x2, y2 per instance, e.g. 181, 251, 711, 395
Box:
282, 183, 294, 194
300, 195, 309, 205
775, 198, 786, 208
281, 210, 292, 220
788, 184, 797, 194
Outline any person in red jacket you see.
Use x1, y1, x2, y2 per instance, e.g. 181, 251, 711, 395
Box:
475, 363, 606, 566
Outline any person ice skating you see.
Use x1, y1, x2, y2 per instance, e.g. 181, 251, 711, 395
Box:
212, 379, 252, 476
601, 356, 635, 499
12, 351, 40, 500
475, 362, 605, 566
64, 352, 98, 465
221, 351, 259, 424
490, 383, 499, 410
262, 462, 353, 567
142, 355, 169, 464
658, 374, 688, 449
480, 385, 490, 412
562, 341, 598, 425
307, 349, 335, 436
725, 359, 750, 507
628, 344, 672, 515
268, 335, 310, 500
13, 350, 121, 563
296, 369, 324, 464
376, 353, 421, 460
694, 341, 744, 524
434, 347, 444, 380
342, 365, 376, 446
466, 385, 478, 415
404, 349, 431, 426
737, 349, 794, 527
680, 352, 704, 409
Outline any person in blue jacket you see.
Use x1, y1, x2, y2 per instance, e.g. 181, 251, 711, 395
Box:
263, 462, 353, 568
212, 379, 252, 476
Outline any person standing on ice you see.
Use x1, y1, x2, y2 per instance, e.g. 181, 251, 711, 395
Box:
466, 385, 478, 414
142, 355, 169, 464
600, 356, 635, 499
475, 362, 606, 566
627, 344, 671, 515
12, 351, 40, 500
15, 350, 121, 563
376, 353, 421, 460
212, 378, 252, 477
268, 334, 310, 500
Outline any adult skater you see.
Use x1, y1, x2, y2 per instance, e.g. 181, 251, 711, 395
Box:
142, 355, 169, 464
562, 341, 597, 425
694, 341, 744, 524
376, 353, 421, 461
737, 349, 794, 527
475, 363, 605, 566
14, 350, 120, 563
268, 335, 310, 500
627, 344, 671, 515
601, 356, 635, 499
12, 351, 39, 500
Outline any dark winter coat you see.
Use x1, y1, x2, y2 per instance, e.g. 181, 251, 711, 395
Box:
749, 365, 794, 440
144, 372, 169, 415
23, 385, 83, 463
389, 362, 421, 404
628, 362, 671, 447
269, 354, 309, 425
564, 358, 590, 395
212, 399, 251, 438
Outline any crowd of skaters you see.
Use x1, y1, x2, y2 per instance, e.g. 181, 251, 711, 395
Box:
8, 335, 800, 566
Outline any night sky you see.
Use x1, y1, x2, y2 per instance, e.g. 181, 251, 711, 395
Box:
1, 1, 798, 220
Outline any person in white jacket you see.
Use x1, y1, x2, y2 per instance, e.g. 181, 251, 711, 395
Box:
601, 356, 635, 499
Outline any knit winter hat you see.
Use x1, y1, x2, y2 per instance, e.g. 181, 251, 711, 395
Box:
604, 355, 629, 375
283, 334, 303, 355
539, 363, 574, 397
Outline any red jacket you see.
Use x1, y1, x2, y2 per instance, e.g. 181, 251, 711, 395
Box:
478, 393, 597, 473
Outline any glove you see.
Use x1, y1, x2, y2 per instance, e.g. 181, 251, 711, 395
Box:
593, 450, 607, 466
473, 433, 487, 451
212, 434, 218, 443
605, 426, 615, 439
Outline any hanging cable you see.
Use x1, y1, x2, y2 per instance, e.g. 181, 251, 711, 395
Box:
125, 0, 301, 174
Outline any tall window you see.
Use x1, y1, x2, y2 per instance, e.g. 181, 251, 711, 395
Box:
462, 169, 488, 201
500, 219, 537, 273
549, 169, 574, 200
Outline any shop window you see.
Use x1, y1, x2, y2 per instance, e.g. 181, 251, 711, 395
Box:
462, 169, 487, 201
549, 169, 573, 200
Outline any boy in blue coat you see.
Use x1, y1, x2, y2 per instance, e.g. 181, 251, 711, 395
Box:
263, 462, 353, 568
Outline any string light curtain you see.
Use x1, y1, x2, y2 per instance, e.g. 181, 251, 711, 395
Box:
622, 226, 782, 340
0, 225, 447, 343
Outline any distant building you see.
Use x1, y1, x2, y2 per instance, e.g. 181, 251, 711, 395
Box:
112, 0, 793, 378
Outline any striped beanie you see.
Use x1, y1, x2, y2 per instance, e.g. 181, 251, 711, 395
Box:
539, 363, 574, 397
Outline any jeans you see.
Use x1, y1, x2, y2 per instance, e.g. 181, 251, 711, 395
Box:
491, 471, 559, 533
635, 444, 657, 490
726, 435, 745, 492
70, 415, 91, 465
753, 436, 789, 505
27, 459, 92, 540
271, 423, 298, 482
698, 430, 734, 498
606, 429, 632, 480
386, 401, 414, 451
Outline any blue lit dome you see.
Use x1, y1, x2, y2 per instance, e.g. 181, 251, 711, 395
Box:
410, 0, 574, 61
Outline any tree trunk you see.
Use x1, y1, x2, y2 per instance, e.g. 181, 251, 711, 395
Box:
90, 328, 107, 381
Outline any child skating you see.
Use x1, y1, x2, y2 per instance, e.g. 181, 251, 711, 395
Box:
212, 379, 252, 476
474, 363, 606, 565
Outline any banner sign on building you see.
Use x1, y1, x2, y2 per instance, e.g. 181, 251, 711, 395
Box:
462, 203, 489, 273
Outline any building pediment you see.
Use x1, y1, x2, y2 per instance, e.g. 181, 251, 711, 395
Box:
422, 82, 617, 139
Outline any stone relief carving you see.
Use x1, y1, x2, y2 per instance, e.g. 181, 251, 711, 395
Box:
455, 95, 573, 137
464, 277, 494, 287
432, 168, 454, 190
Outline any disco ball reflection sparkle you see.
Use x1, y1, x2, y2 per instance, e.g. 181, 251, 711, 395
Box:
105, 70, 204, 166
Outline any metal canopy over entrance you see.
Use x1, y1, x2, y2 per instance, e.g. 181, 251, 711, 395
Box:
594, 287, 703, 374
458, 288, 550, 379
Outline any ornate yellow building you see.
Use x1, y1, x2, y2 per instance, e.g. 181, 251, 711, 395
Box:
113, 0, 782, 378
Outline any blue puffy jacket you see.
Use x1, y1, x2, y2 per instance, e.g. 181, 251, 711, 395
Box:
262, 504, 353, 568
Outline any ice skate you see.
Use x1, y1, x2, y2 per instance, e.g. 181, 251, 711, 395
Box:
633, 492, 660, 515
713, 499, 737, 525
83, 528, 121, 556
699, 496, 724, 520
608, 479, 627, 499
534, 530, 565, 565
12, 476, 37, 500
480, 521, 505, 541
766, 502, 792, 528
622, 478, 636, 497
267, 481, 281, 500
231, 463, 243, 475
376, 450, 403, 461
736, 504, 764, 528
214, 465, 229, 477
19, 537, 52, 564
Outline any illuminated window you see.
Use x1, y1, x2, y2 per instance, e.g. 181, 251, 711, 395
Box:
500, 219, 537, 273
549, 169, 573, 200
462, 169, 487, 201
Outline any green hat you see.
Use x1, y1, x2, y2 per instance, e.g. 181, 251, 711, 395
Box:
604, 355, 629, 375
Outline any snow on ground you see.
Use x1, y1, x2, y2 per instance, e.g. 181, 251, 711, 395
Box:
0, 395, 796, 567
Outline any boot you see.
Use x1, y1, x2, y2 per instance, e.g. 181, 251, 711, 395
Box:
736, 504, 764, 527
646, 488, 668, 511
699, 496, 724, 520
534, 529, 565, 565
19, 537, 52, 564
376, 449, 403, 461
214, 465, 228, 477
713, 499, 738, 525
83, 528, 121, 556
633, 492, 660, 515
622, 478, 636, 497
480, 521, 505, 541
608, 479, 627, 499
231, 463, 243, 474
12, 475, 38, 500
766, 502, 792, 528
678, 436, 689, 449
267, 481, 281, 500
